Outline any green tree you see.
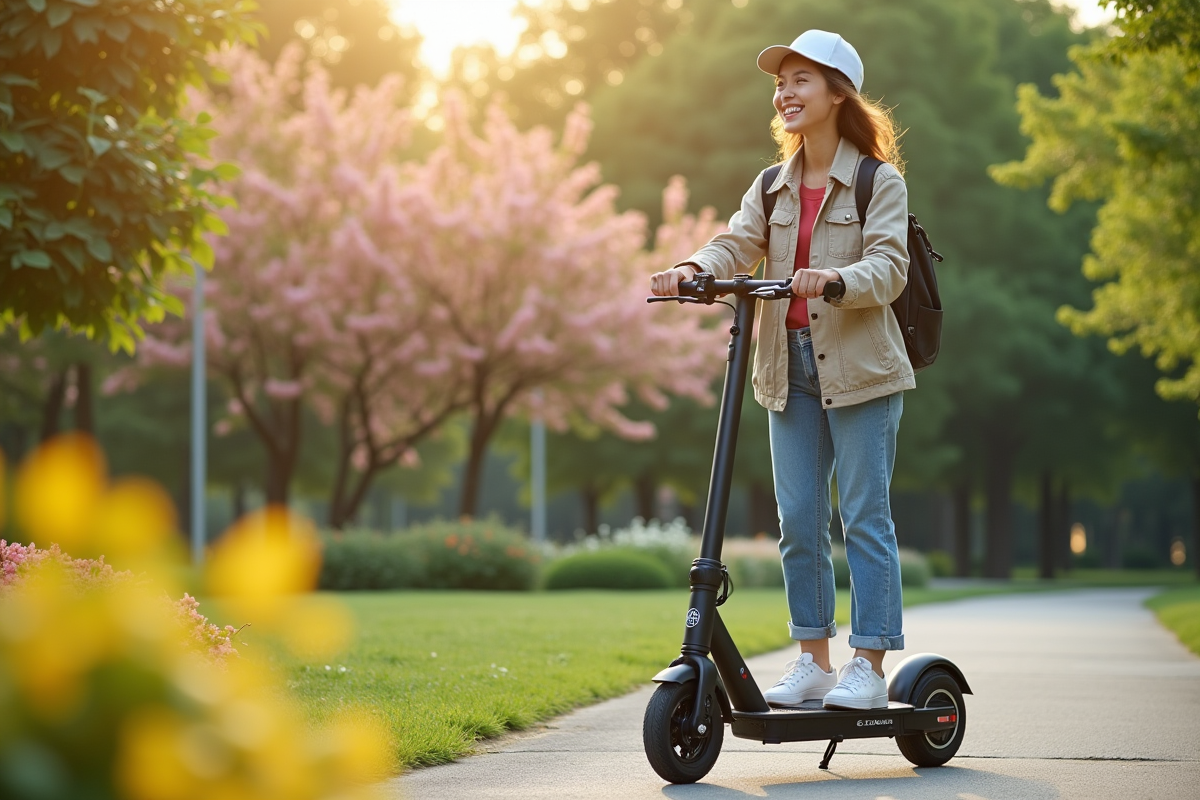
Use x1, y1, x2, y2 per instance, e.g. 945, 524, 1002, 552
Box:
0, 0, 260, 347
992, 44, 1200, 410
1108, 0, 1200, 58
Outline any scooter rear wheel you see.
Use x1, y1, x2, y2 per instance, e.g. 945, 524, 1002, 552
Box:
895, 667, 966, 767
643, 681, 723, 784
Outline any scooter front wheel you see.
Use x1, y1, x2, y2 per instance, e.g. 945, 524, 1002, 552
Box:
642, 681, 723, 784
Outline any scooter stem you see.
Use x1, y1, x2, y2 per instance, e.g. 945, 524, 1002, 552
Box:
679, 278, 756, 659
676, 277, 764, 734
698, 276, 756, 563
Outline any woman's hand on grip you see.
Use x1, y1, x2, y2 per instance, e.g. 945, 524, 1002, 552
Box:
650, 265, 698, 297
791, 268, 841, 299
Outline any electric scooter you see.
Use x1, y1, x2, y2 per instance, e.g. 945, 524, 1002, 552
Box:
642, 272, 970, 784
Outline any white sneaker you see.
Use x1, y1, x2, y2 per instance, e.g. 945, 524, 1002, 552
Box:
822, 657, 888, 710
763, 653, 837, 707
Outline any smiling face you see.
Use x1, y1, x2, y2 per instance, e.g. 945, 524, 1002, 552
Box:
773, 53, 845, 137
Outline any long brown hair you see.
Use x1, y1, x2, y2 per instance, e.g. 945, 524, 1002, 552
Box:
770, 64, 903, 173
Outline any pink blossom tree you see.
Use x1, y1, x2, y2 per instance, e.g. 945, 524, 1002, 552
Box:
405, 97, 728, 517
131, 46, 471, 515
132, 46, 727, 525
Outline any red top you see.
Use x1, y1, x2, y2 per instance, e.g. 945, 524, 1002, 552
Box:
785, 184, 827, 330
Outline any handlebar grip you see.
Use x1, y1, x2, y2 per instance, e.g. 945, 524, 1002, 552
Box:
823, 280, 845, 300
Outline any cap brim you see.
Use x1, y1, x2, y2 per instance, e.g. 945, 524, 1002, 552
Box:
757, 45, 798, 76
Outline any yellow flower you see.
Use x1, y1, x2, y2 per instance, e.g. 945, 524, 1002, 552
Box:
3, 437, 394, 799
15, 434, 106, 554
205, 507, 322, 623
93, 476, 180, 569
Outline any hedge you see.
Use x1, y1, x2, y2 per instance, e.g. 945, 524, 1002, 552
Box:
543, 549, 674, 590
318, 520, 540, 591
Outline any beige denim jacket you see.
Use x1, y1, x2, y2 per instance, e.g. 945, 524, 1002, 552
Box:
678, 137, 915, 411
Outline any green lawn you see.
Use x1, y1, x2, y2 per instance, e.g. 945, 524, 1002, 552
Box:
280, 585, 1022, 771
1146, 585, 1200, 657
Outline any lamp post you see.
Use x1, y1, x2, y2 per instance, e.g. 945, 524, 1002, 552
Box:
191, 260, 206, 565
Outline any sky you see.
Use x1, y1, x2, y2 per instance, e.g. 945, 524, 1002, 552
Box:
387, 0, 1117, 78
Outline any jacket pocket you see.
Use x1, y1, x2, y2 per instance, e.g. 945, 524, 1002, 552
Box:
856, 307, 894, 371
768, 208, 796, 261
826, 206, 862, 259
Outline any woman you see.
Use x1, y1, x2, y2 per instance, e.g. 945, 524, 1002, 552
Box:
649, 30, 912, 711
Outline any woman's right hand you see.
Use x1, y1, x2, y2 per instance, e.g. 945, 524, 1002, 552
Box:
650, 265, 698, 296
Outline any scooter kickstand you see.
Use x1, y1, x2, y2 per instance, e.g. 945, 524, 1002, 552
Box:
818, 737, 842, 770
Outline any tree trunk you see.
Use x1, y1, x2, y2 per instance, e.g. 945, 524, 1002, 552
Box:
983, 435, 1015, 579
265, 452, 293, 506
1056, 480, 1072, 573
581, 483, 600, 536
40, 368, 69, 442
1037, 471, 1055, 580
459, 409, 500, 519
952, 480, 972, 578
328, 397, 357, 528
749, 481, 780, 539
73, 362, 94, 435
1192, 474, 1200, 579
633, 473, 656, 522
1105, 507, 1124, 569
329, 462, 380, 530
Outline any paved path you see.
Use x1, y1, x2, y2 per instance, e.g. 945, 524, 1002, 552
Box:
394, 589, 1200, 799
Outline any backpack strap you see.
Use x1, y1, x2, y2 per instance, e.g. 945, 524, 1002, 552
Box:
760, 164, 783, 238
854, 156, 882, 226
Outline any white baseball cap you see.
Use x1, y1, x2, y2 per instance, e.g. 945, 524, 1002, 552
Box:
757, 30, 864, 93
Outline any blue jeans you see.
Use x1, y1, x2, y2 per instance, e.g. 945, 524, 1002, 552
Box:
768, 328, 905, 650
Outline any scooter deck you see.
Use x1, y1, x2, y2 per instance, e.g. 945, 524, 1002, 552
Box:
730, 700, 957, 744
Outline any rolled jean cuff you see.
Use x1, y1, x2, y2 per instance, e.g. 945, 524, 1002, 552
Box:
847, 633, 904, 651
788, 621, 836, 640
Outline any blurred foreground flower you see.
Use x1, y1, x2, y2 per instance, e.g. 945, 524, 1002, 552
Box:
0, 436, 391, 799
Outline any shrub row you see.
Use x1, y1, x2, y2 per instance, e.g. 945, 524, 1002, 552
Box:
318, 520, 540, 591
543, 549, 674, 590
318, 520, 930, 592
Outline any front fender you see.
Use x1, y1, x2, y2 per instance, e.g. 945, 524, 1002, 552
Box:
887, 652, 972, 703
652, 663, 697, 684
651, 660, 734, 724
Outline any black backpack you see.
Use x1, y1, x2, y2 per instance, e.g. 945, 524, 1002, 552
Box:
761, 158, 944, 372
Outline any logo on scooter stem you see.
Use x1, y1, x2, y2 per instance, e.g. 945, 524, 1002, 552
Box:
685, 608, 700, 628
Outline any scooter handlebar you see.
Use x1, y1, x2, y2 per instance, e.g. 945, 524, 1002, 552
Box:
647, 274, 845, 305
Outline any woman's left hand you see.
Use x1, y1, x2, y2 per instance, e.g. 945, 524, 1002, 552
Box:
791, 268, 842, 299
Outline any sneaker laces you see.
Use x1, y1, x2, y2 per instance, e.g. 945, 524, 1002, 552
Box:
837, 657, 877, 691
772, 653, 815, 688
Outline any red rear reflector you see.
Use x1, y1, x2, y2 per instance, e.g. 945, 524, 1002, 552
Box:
937, 715, 957, 723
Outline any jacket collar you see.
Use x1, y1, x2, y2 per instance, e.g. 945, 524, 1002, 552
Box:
767, 137, 863, 194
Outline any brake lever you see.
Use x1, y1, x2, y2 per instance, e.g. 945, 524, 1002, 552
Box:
748, 286, 792, 299
646, 296, 703, 304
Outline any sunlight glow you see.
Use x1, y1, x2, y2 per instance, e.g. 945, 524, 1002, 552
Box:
388, 0, 544, 78
389, 0, 1116, 81
1052, 0, 1117, 31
